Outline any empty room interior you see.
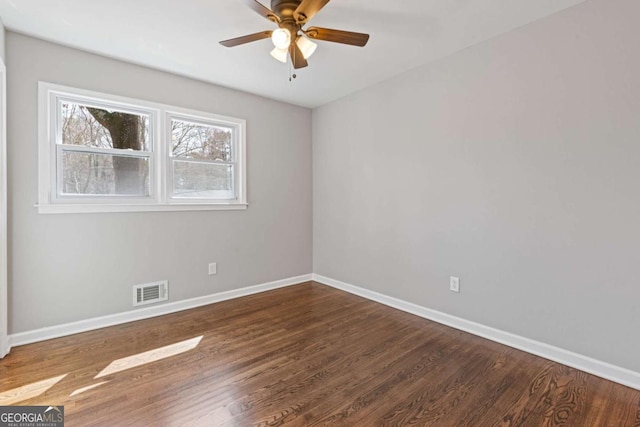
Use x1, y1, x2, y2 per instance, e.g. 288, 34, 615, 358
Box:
1, 0, 639, 425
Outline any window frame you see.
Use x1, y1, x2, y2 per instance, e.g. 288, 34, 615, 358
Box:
38, 82, 247, 214
165, 109, 242, 204
51, 94, 158, 205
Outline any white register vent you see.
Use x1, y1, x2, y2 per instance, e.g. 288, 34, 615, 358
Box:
133, 280, 168, 306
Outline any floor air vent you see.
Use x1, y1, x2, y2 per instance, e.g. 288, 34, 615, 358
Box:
133, 280, 168, 306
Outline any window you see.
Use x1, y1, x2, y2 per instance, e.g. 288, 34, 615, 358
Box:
38, 82, 246, 213
169, 115, 235, 201
58, 100, 152, 198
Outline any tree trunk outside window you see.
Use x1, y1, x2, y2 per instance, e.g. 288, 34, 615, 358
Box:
86, 108, 144, 194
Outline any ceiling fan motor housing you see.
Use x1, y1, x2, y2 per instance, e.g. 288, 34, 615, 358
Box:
271, 0, 304, 21
271, 0, 306, 43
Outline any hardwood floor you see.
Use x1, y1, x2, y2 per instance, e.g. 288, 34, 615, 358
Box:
1, 282, 639, 426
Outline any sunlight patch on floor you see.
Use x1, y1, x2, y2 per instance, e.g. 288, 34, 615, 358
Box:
95, 336, 203, 379
0, 374, 67, 405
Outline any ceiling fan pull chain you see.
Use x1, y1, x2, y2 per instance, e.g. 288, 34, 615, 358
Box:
289, 54, 293, 81
289, 47, 297, 81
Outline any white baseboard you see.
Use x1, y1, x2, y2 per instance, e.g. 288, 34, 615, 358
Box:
9, 274, 312, 348
312, 274, 640, 391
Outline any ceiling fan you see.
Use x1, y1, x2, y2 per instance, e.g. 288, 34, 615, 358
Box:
219, 0, 370, 69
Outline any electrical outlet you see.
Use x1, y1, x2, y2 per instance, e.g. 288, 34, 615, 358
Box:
208, 262, 217, 275
449, 276, 460, 293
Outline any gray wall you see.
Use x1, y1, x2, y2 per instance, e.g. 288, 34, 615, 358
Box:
7, 32, 312, 333
313, 0, 640, 372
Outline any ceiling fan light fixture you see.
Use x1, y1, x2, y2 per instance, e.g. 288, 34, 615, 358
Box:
296, 35, 317, 59
271, 28, 291, 49
219, 1, 369, 71
270, 46, 288, 63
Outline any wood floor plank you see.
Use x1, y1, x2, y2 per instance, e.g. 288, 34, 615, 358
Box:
1, 282, 639, 426
371, 343, 502, 425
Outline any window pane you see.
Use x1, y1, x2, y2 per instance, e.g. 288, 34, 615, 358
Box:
61, 151, 150, 196
171, 119, 232, 161
172, 160, 234, 199
60, 101, 150, 151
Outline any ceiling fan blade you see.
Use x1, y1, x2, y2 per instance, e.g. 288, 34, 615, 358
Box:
219, 31, 273, 47
305, 27, 370, 47
289, 43, 309, 69
243, 0, 279, 23
293, 0, 330, 24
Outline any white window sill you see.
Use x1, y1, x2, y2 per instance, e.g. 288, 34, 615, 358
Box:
35, 202, 248, 214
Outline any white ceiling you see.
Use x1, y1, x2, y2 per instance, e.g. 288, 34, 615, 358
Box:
0, 0, 586, 108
